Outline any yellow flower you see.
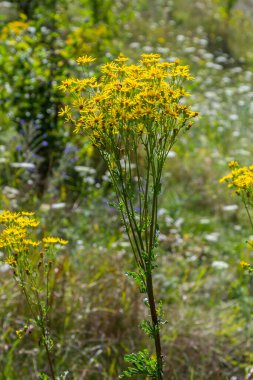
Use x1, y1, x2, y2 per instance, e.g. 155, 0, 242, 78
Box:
228, 161, 239, 168
58, 105, 71, 117
4, 256, 17, 266
140, 53, 161, 65
220, 162, 253, 196
23, 239, 41, 247
21, 211, 35, 216
43, 237, 68, 245
1, 21, 29, 37
16, 329, 23, 339
248, 240, 253, 247
240, 261, 250, 268
114, 53, 129, 63
16, 216, 40, 228
58, 78, 76, 92
76, 55, 96, 65
0, 210, 19, 223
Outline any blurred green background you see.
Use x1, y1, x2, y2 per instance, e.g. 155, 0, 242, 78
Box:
0, 0, 253, 378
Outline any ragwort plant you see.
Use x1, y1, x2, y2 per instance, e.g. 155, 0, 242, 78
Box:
0, 210, 68, 380
61, 53, 199, 379
220, 161, 253, 272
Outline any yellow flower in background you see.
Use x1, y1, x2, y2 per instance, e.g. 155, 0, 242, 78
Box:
1, 20, 29, 37
16, 329, 24, 339
240, 261, 250, 268
220, 162, 253, 197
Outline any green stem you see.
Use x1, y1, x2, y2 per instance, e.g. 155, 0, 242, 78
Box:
244, 200, 253, 230
43, 339, 56, 380
146, 270, 163, 379
35, 290, 56, 380
106, 161, 144, 268
20, 282, 56, 380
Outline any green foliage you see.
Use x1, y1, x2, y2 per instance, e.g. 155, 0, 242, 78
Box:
126, 270, 147, 293
119, 350, 158, 379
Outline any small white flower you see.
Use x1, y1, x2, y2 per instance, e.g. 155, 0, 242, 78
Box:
176, 35, 185, 42
205, 232, 219, 242
120, 242, 131, 248
40, 204, 50, 212
165, 216, 173, 226
51, 203, 66, 210
222, 204, 238, 212
74, 166, 96, 174
11, 162, 35, 169
184, 47, 195, 53
216, 56, 227, 63
129, 42, 140, 49
231, 67, 242, 74
212, 261, 229, 270
158, 234, 167, 242
175, 218, 184, 227
200, 218, 210, 225
238, 85, 251, 93
158, 208, 167, 217
229, 114, 238, 121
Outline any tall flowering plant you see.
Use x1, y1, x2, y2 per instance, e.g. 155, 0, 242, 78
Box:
61, 53, 198, 379
0, 210, 68, 379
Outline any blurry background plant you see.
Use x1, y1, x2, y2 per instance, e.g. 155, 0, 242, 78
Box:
0, 0, 134, 198
1, 0, 253, 378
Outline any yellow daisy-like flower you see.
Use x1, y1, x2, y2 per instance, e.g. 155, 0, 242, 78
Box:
114, 53, 129, 63
76, 55, 96, 65
58, 105, 71, 117
43, 237, 68, 245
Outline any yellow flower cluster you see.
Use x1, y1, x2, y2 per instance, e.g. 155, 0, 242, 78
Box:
220, 161, 253, 198
60, 53, 199, 149
0, 211, 40, 250
1, 20, 29, 37
0, 210, 68, 266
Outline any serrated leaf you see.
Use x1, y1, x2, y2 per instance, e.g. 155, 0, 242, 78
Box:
125, 270, 146, 293
119, 350, 158, 379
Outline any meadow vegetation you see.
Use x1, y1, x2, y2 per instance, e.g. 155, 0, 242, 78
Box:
0, 0, 253, 379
